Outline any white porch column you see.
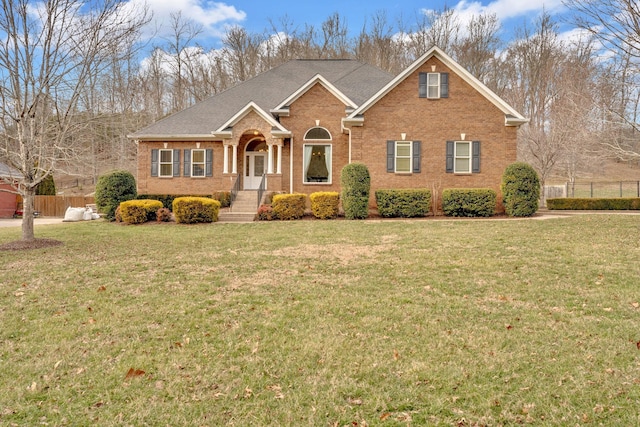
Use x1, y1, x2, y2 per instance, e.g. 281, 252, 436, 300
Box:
276, 142, 283, 174
231, 143, 238, 174
223, 142, 229, 174
267, 142, 274, 174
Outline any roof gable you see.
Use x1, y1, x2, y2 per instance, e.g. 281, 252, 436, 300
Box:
211, 101, 290, 138
347, 46, 527, 127
271, 74, 358, 116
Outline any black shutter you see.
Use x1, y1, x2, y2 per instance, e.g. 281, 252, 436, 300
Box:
418, 72, 427, 98
472, 141, 480, 173
446, 141, 454, 173
386, 140, 395, 172
151, 149, 159, 177
412, 141, 421, 173
173, 149, 180, 177
183, 149, 191, 177
440, 73, 449, 98
205, 149, 213, 177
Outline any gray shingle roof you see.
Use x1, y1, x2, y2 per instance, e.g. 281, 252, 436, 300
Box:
130, 59, 394, 139
0, 162, 21, 178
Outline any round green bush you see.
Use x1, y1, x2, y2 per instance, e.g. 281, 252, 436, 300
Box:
95, 170, 137, 221
501, 162, 540, 217
341, 163, 370, 220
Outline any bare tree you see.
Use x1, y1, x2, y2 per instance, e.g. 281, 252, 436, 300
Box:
0, 0, 149, 241
564, 0, 640, 159
501, 12, 568, 193
406, 8, 460, 58
163, 12, 202, 112
453, 13, 502, 85
354, 11, 407, 74
222, 26, 263, 83
318, 13, 350, 59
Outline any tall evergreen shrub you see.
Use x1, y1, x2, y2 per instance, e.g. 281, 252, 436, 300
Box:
95, 170, 137, 221
36, 174, 56, 195
340, 163, 370, 219
501, 162, 540, 217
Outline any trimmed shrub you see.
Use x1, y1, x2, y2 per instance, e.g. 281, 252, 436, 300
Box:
310, 192, 340, 219
272, 193, 307, 220
255, 204, 275, 221
156, 207, 172, 222
138, 193, 230, 209
442, 188, 497, 217
95, 170, 137, 221
501, 162, 540, 217
341, 162, 370, 220
114, 205, 123, 223
172, 197, 221, 224
119, 199, 163, 224
547, 198, 640, 210
375, 189, 431, 218
212, 191, 232, 208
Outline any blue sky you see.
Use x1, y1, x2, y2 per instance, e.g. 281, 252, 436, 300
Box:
135, 0, 576, 48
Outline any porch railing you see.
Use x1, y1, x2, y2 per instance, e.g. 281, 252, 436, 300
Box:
230, 175, 241, 205
257, 173, 266, 208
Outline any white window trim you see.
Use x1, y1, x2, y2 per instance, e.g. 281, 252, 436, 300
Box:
159, 149, 173, 178
191, 148, 206, 178
395, 141, 412, 173
303, 143, 332, 184
427, 73, 440, 99
454, 141, 472, 174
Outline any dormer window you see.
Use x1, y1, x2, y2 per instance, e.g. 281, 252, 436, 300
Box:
419, 72, 449, 99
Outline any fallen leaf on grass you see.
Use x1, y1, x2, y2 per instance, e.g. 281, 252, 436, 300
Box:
97, 286, 106, 292
393, 349, 399, 360
380, 412, 391, 421
124, 368, 145, 380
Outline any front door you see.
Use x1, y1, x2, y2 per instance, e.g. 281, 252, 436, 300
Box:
244, 152, 266, 190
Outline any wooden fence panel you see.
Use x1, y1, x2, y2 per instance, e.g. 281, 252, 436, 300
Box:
34, 195, 95, 217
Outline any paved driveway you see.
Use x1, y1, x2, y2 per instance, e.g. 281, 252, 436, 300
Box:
0, 217, 64, 228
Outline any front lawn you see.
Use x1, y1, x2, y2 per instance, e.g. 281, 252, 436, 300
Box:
1, 215, 639, 425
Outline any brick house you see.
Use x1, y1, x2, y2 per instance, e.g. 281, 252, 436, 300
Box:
130, 46, 527, 215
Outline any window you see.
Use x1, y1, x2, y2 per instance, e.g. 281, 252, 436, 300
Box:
455, 142, 471, 173
304, 127, 331, 140
386, 141, 421, 173
183, 148, 213, 177
395, 141, 412, 173
159, 149, 174, 177
446, 141, 480, 174
191, 149, 205, 177
427, 73, 440, 98
419, 72, 449, 99
304, 145, 331, 183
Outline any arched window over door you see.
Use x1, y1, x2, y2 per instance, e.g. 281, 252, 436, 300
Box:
303, 127, 332, 184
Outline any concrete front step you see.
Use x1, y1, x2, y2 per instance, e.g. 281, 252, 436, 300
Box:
218, 212, 255, 223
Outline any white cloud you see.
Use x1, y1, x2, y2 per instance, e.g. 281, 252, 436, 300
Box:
127, 0, 246, 40
450, 0, 566, 22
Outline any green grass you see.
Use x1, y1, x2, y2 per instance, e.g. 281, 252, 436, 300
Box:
1, 216, 640, 426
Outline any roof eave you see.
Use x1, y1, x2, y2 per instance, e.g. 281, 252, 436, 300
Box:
505, 116, 529, 127
128, 134, 223, 141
